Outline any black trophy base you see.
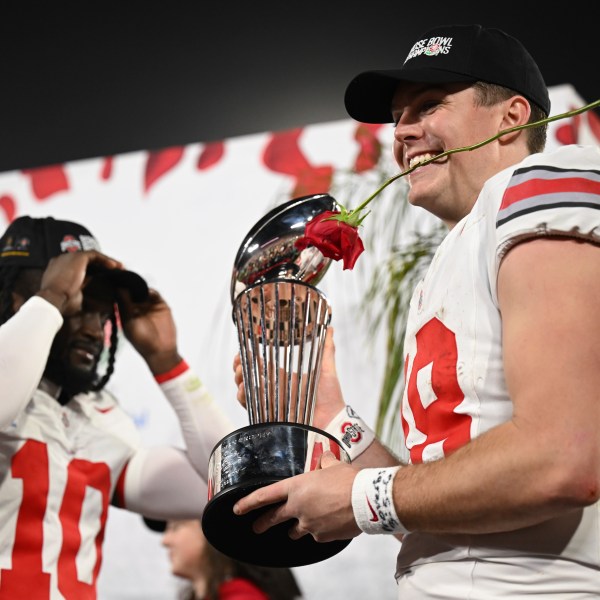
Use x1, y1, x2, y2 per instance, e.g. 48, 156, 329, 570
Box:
201, 422, 352, 568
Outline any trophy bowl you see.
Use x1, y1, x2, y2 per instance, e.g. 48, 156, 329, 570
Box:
230, 193, 339, 302
202, 193, 353, 567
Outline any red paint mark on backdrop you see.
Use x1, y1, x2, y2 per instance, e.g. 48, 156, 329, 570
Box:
0, 195, 16, 223
101, 157, 113, 180
197, 142, 225, 170
353, 123, 383, 173
587, 110, 600, 142
21, 165, 69, 200
555, 108, 600, 146
262, 128, 333, 197
144, 146, 185, 193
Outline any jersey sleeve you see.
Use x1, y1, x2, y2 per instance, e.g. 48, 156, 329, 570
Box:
116, 446, 209, 518
157, 362, 235, 480
114, 363, 235, 516
0, 296, 63, 429
495, 145, 600, 260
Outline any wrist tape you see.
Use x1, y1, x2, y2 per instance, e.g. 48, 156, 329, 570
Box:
351, 466, 409, 535
324, 405, 375, 461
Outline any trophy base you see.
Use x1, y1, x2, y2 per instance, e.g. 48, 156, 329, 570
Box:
202, 422, 352, 567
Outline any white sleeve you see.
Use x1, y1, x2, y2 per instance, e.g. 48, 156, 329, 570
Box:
158, 364, 236, 480
122, 446, 209, 519
495, 145, 600, 262
0, 296, 62, 428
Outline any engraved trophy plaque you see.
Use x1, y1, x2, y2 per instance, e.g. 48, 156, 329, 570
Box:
202, 194, 352, 567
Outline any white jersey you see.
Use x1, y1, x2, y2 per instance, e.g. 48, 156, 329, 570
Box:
398, 144, 600, 595
0, 386, 140, 600
0, 296, 232, 600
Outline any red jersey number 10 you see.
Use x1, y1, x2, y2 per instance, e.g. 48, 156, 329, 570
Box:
0, 439, 111, 600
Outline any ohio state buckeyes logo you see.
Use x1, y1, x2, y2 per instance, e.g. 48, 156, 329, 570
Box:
340, 421, 364, 448
60, 234, 83, 253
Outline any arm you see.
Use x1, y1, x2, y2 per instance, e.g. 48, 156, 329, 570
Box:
0, 298, 62, 427
233, 327, 398, 468
390, 238, 600, 535
116, 446, 210, 520
119, 288, 234, 478
232, 327, 400, 542
234, 238, 600, 540
116, 368, 233, 517
156, 361, 235, 479
311, 328, 398, 469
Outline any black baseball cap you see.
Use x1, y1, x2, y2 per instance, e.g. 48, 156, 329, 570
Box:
0, 216, 149, 302
344, 24, 550, 123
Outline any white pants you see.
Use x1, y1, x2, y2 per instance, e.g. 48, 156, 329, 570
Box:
395, 557, 600, 599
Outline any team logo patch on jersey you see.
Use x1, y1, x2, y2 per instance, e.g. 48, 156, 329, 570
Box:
496, 165, 600, 228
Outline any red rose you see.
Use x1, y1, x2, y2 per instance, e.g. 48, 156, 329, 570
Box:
295, 210, 364, 270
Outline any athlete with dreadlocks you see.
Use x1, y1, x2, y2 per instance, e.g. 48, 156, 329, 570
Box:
0, 216, 233, 599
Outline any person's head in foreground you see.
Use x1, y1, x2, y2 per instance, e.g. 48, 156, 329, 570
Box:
344, 24, 549, 228
161, 519, 303, 600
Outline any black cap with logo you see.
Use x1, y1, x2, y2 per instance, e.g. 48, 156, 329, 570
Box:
0, 216, 149, 302
344, 24, 550, 124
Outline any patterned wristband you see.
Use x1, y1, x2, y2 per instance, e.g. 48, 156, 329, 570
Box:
351, 466, 409, 535
324, 405, 375, 461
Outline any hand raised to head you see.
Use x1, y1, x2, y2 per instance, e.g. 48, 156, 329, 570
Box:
117, 288, 182, 376
37, 250, 123, 315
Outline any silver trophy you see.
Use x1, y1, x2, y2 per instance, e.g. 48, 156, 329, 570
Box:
202, 194, 352, 567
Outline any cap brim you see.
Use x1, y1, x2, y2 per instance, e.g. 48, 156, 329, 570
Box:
89, 267, 150, 303
344, 68, 476, 124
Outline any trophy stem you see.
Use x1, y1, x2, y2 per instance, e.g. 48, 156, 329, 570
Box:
234, 279, 331, 427
307, 293, 329, 424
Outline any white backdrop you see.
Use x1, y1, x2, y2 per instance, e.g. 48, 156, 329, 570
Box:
0, 84, 596, 599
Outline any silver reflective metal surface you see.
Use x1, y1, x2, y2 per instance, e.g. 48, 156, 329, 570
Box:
203, 192, 350, 568
230, 193, 339, 303
233, 280, 331, 426
203, 422, 351, 567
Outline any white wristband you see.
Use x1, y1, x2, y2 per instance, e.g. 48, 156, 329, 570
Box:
324, 405, 375, 461
351, 466, 409, 535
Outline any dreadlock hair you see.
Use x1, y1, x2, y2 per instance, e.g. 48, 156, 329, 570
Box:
0, 264, 120, 393
91, 310, 119, 392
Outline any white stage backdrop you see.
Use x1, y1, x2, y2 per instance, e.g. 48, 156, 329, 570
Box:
0, 85, 597, 600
